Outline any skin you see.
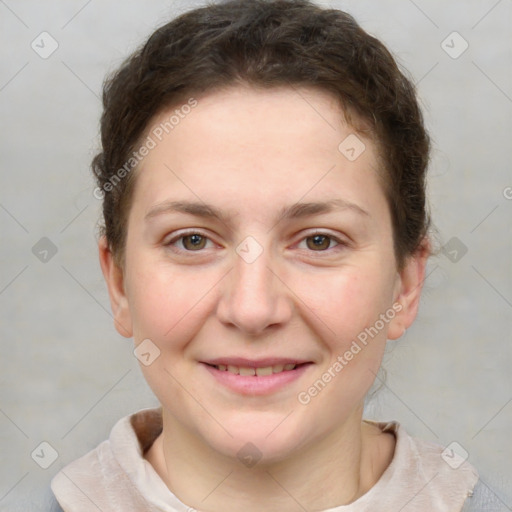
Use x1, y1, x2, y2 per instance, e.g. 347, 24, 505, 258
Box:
99, 86, 429, 511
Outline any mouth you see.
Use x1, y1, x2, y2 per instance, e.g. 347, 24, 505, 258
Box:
204, 362, 307, 376
200, 358, 313, 395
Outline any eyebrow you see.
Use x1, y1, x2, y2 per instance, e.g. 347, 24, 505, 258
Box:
144, 198, 369, 223
145, 201, 231, 222
277, 199, 369, 222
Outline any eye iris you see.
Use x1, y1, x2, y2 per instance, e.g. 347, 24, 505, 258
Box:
183, 234, 206, 250
307, 235, 330, 251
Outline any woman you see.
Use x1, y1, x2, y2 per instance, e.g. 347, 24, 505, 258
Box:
51, 0, 497, 510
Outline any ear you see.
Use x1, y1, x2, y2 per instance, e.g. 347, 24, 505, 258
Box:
98, 236, 133, 338
387, 237, 431, 340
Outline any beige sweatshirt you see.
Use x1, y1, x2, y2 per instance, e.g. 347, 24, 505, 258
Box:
51, 408, 479, 511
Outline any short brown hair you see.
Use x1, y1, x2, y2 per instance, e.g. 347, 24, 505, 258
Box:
93, 0, 430, 269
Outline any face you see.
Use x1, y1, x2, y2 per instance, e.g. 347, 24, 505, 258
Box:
101, 86, 427, 464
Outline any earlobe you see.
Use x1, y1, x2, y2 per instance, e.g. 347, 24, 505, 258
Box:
387, 238, 430, 340
98, 236, 133, 338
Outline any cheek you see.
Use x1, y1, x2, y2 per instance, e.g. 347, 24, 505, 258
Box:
291, 274, 389, 419
127, 266, 220, 406
126, 263, 217, 344
292, 264, 395, 345
291, 264, 396, 410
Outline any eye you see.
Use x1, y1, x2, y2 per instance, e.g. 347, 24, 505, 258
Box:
182, 234, 208, 250
298, 233, 342, 251
167, 232, 214, 251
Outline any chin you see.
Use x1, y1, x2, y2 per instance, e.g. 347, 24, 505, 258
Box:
200, 413, 311, 466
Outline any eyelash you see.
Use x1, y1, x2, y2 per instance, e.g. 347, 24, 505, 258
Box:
164, 230, 348, 255
165, 230, 216, 252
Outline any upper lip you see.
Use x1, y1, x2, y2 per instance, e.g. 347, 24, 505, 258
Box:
201, 357, 312, 368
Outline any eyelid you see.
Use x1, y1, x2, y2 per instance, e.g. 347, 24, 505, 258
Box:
294, 230, 349, 252
164, 229, 218, 251
163, 229, 349, 254
299, 229, 347, 242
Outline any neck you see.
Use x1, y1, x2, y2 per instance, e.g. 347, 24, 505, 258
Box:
146, 406, 392, 511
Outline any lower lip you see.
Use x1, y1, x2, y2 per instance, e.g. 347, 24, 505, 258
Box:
201, 363, 313, 396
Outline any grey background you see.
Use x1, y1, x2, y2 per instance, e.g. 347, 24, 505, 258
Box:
1, 0, 511, 509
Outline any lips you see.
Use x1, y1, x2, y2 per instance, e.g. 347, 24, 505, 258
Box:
201, 359, 313, 395
202, 357, 311, 367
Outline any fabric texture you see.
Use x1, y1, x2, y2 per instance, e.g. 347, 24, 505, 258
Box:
52, 408, 480, 512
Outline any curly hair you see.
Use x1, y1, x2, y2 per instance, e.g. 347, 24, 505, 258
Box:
93, 0, 430, 270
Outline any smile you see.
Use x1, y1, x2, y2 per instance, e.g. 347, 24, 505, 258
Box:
200, 359, 313, 395
207, 362, 299, 376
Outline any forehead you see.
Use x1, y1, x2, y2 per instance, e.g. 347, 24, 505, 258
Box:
144, 85, 370, 159
130, 86, 385, 220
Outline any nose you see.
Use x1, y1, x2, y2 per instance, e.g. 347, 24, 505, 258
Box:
216, 245, 293, 335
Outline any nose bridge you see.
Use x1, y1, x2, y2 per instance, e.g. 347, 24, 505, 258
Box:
217, 238, 290, 333
235, 248, 272, 299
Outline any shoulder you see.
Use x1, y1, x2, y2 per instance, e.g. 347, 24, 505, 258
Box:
363, 419, 479, 511
51, 408, 163, 511
51, 435, 125, 509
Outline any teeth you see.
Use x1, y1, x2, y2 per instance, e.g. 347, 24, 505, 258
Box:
256, 366, 273, 376
227, 365, 239, 375
214, 363, 298, 375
